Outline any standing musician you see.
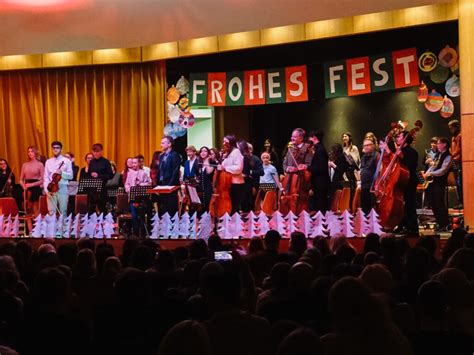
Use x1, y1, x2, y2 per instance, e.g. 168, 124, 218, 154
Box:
307, 130, 330, 212
158, 135, 181, 215
20, 146, 45, 215
360, 138, 379, 214
283, 128, 313, 174
240, 141, 264, 213
183, 145, 199, 183
88, 143, 114, 213
125, 157, 152, 235
0, 159, 15, 198
197, 146, 215, 212
255, 152, 282, 213
218, 134, 244, 214
43, 141, 73, 216
380, 130, 419, 233
448, 120, 462, 207
423, 137, 452, 231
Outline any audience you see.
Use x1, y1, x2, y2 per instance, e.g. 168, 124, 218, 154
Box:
0, 229, 473, 355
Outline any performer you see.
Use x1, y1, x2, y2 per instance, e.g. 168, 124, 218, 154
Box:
381, 130, 419, 233
260, 152, 279, 185
328, 143, 349, 202
307, 130, 330, 212
43, 141, 73, 216
448, 120, 462, 208
183, 146, 199, 182
79, 153, 94, 180
198, 146, 215, 212
125, 157, 152, 235
218, 134, 244, 214
136, 154, 151, 180
240, 142, 264, 212
282, 128, 313, 173
261, 138, 282, 174
424, 138, 452, 231
158, 135, 181, 215
342, 132, 360, 206
149, 151, 161, 187
360, 139, 379, 214
0, 158, 15, 198
89, 143, 114, 212
210, 148, 221, 163
64, 152, 79, 181
423, 137, 439, 208
20, 146, 44, 215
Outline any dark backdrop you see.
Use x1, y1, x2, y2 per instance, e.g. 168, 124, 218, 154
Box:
167, 21, 459, 167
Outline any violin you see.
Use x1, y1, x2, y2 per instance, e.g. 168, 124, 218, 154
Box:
279, 143, 311, 214
373, 120, 423, 230
47, 161, 65, 193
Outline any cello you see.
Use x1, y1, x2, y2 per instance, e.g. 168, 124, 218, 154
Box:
279, 143, 312, 215
372, 120, 423, 230
209, 149, 233, 219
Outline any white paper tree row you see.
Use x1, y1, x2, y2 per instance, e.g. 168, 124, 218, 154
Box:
0, 215, 20, 237
30, 213, 116, 239
150, 212, 209, 240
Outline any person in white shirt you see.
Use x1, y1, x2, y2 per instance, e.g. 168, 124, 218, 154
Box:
137, 154, 151, 180
218, 134, 244, 214
125, 157, 151, 235
43, 141, 73, 216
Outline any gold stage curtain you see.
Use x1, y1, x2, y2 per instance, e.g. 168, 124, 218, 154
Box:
0, 61, 166, 176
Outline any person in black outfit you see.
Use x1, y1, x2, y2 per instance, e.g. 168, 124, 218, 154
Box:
240, 141, 264, 212
89, 143, 114, 213
387, 131, 419, 234
158, 135, 181, 216
328, 143, 349, 202
360, 139, 379, 214
424, 138, 452, 231
197, 146, 215, 213
307, 130, 330, 213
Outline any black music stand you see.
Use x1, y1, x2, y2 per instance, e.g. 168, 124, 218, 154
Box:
129, 185, 151, 238
78, 178, 103, 194
259, 183, 277, 192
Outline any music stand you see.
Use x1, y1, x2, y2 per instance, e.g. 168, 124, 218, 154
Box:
130, 185, 150, 202
259, 183, 277, 192
78, 178, 103, 194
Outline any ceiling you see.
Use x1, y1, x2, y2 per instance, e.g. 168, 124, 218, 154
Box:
0, 0, 449, 56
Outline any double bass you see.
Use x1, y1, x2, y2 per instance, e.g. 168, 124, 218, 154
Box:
209, 149, 233, 219
279, 142, 312, 215
372, 120, 423, 230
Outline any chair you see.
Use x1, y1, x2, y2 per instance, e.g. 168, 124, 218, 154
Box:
0, 197, 33, 236
74, 194, 89, 214
116, 193, 132, 235
338, 187, 351, 212
352, 186, 361, 212
330, 189, 342, 212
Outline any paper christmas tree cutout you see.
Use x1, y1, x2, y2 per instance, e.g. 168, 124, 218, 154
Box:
197, 212, 212, 240
45, 214, 57, 238
365, 208, 384, 235
71, 214, 80, 238
10, 215, 20, 237
340, 210, 356, 238
0, 215, 4, 237
102, 213, 115, 239
269, 211, 287, 237
285, 211, 299, 235
326, 212, 342, 236
80, 214, 89, 238
230, 212, 244, 239
217, 212, 233, 239
310, 211, 327, 238
353, 208, 368, 237
62, 214, 72, 238
150, 213, 160, 239
159, 212, 173, 239
178, 212, 191, 239
296, 210, 313, 236
169, 212, 180, 239
87, 214, 97, 238
255, 211, 270, 236
189, 212, 198, 239
243, 211, 259, 238
30, 214, 43, 238
2, 215, 12, 237
55, 214, 64, 238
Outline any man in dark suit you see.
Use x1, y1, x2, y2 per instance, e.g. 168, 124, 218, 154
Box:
307, 130, 330, 212
183, 145, 199, 183
158, 136, 182, 215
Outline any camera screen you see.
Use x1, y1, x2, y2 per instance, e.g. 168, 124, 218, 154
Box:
214, 251, 233, 261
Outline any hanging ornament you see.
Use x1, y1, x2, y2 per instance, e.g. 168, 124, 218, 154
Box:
178, 111, 195, 128
176, 75, 190, 95
168, 103, 181, 123
445, 75, 460, 98
424, 89, 444, 112
438, 45, 458, 68
167, 85, 180, 105
178, 97, 190, 111
418, 51, 437, 72
417, 81, 428, 103
430, 64, 450, 84
440, 96, 454, 118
